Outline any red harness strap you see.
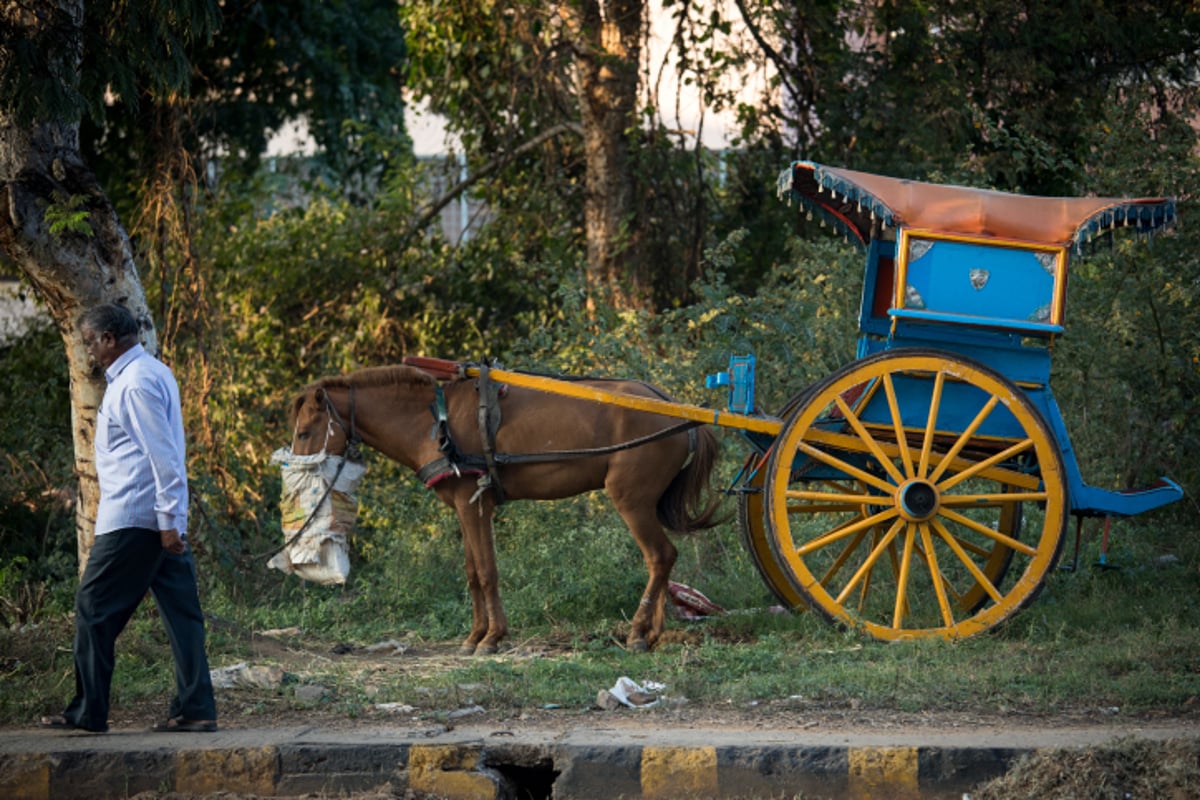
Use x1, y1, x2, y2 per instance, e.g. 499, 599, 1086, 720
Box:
402, 355, 462, 381
420, 463, 486, 488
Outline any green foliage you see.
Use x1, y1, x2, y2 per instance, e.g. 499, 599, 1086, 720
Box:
407, 1, 741, 309
0, 322, 77, 625
40, 192, 93, 238
10, 0, 412, 218
0, 0, 219, 127
505, 228, 861, 411
1053, 235, 1200, 508
1040, 88, 1200, 511
404, 1, 573, 157
737, 0, 1200, 195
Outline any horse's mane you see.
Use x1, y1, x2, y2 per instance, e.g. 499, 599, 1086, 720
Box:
290, 365, 437, 425
311, 364, 437, 392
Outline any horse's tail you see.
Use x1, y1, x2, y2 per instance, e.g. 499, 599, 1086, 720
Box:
657, 426, 725, 534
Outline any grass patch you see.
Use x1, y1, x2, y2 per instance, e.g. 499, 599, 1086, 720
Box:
3, 500, 1197, 729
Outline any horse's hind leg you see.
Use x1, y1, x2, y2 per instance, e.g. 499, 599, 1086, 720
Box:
455, 493, 508, 655
614, 503, 678, 651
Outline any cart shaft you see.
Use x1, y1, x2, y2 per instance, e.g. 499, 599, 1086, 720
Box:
462, 365, 784, 436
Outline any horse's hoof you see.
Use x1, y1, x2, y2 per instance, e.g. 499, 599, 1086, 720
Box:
458, 644, 478, 656
475, 643, 498, 656
627, 639, 649, 653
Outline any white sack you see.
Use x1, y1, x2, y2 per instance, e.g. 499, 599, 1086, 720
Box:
269, 446, 366, 585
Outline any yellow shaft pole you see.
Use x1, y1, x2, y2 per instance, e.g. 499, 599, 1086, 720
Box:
464, 365, 783, 436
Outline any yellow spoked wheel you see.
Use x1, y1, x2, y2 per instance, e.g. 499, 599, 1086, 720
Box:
764, 349, 1068, 641
744, 468, 1019, 616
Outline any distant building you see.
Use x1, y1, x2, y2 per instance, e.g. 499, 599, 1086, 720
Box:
418, 153, 493, 244
256, 151, 492, 244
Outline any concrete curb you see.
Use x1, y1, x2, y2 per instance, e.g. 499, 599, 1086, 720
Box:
0, 721, 1191, 799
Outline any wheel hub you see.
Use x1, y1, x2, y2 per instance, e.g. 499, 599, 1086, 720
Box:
897, 479, 939, 522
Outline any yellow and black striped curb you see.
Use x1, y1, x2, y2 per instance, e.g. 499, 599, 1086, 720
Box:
0, 738, 1023, 799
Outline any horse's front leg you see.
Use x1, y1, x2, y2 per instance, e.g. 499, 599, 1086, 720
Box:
455, 493, 508, 655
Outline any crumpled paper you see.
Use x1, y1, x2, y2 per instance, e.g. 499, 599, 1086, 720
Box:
597, 676, 666, 710
209, 662, 286, 690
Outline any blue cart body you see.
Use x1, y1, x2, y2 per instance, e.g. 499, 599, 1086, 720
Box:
722, 161, 1182, 520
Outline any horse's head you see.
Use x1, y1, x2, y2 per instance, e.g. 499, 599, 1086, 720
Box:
288, 366, 437, 462
289, 383, 352, 458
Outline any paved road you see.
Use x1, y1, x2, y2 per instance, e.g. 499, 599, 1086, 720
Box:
2, 715, 1196, 799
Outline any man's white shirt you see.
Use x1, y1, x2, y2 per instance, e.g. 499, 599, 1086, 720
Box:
94, 344, 188, 536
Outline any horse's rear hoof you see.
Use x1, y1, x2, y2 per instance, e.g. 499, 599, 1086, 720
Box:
627, 639, 649, 653
458, 644, 478, 656
475, 643, 499, 656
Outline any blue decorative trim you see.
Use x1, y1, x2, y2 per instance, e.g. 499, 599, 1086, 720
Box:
1071, 200, 1177, 254
776, 162, 888, 249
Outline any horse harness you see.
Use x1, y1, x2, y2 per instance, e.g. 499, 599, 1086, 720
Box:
325, 384, 363, 463
413, 363, 701, 506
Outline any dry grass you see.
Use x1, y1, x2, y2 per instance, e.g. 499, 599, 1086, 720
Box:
969, 737, 1200, 800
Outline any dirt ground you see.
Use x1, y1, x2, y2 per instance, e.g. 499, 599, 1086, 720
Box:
89, 628, 1191, 735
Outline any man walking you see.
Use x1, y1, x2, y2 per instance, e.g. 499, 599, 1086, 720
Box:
41, 303, 217, 733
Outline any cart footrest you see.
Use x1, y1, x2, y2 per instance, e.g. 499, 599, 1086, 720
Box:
1072, 478, 1183, 518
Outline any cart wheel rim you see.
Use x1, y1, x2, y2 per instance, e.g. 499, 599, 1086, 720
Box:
764, 348, 1068, 641
737, 453, 807, 610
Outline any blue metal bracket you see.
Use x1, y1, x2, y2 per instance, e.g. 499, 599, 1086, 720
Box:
706, 354, 756, 414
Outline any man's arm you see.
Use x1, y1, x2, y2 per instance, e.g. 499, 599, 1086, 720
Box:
123, 381, 189, 543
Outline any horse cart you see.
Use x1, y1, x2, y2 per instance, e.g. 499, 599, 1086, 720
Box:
283, 161, 1181, 652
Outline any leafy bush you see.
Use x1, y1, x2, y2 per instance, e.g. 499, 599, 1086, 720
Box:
0, 321, 77, 624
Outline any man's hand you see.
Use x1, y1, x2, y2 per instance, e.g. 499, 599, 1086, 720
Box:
160, 528, 186, 554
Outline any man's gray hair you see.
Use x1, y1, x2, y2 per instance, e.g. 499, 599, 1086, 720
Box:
79, 303, 140, 340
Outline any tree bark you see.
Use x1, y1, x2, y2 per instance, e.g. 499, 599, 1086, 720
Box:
576, 0, 645, 310
0, 0, 157, 573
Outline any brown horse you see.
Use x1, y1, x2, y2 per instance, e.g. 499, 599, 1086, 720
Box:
287, 364, 722, 654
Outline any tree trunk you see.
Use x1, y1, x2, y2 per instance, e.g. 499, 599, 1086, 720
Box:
0, 0, 157, 573
576, 0, 645, 310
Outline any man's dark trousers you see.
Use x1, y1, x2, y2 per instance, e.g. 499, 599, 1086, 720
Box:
63, 527, 216, 732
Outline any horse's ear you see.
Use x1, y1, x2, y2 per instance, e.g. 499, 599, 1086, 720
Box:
289, 393, 305, 427
291, 387, 321, 424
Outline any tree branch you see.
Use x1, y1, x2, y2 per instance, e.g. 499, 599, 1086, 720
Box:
731, 0, 805, 132
398, 121, 584, 254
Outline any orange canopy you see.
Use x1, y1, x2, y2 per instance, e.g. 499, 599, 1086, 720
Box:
778, 161, 1176, 250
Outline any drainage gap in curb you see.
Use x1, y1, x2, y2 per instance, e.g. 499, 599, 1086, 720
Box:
492, 760, 560, 800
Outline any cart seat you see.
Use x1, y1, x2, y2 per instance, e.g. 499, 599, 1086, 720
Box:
778, 161, 1176, 250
